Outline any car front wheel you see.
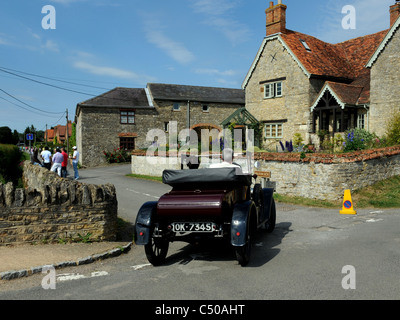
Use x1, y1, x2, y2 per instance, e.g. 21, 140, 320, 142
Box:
234, 229, 251, 267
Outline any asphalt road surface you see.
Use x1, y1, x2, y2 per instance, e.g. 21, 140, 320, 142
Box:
1, 164, 400, 304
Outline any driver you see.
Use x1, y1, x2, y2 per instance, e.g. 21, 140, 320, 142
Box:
209, 148, 241, 168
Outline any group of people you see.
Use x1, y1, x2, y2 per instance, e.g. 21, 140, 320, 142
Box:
30, 146, 80, 180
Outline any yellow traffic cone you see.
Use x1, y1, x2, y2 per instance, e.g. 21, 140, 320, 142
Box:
340, 189, 356, 215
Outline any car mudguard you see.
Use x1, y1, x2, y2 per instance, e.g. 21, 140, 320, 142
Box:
261, 188, 274, 223
135, 201, 158, 245
231, 201, 254, 247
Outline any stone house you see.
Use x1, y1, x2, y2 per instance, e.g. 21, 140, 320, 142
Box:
242, 0, 400, 150
75, 83, 244, 167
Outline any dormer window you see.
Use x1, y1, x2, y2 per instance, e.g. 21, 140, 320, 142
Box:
300, 39, 311, 52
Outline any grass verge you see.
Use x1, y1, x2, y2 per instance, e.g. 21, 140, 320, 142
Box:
126, 173, 163, 182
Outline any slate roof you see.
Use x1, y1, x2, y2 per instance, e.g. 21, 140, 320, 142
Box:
78, 87, 151, 108
147, 83, 245, 104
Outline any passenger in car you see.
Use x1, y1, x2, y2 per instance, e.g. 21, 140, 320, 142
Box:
209, 148, 241, 168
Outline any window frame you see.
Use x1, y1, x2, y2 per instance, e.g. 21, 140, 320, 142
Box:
120, 109, 135, 125
264, 81, 283, 99
357, 113, 366, 129
264, 123, 283, 139
173, 102, 181, 112
119, 137, 135, 150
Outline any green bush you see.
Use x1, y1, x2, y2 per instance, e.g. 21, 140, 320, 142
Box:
343, 128, 376, 152
0, 144, 24, 185
386, 110, 400, 146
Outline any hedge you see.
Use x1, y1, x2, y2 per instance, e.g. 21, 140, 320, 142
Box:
0, 144, 23, 185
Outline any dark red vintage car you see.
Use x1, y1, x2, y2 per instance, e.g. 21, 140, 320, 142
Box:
135, 167, 276, 266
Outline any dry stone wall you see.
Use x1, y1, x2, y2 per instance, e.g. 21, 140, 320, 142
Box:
0, 162, 118, 245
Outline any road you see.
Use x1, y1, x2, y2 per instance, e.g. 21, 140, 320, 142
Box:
1, 163, 400, 304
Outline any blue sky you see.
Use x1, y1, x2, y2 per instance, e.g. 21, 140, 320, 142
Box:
0, 0, 394, 133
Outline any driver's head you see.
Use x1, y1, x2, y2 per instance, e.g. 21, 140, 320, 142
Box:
222, 148, 234, 163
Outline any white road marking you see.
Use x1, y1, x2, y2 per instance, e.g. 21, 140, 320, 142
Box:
57, 271, 109, 282
131, 263, 152, 270
366, 218, 383, 223
126, 188, 159, 199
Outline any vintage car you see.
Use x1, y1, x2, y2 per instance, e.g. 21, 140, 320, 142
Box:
135, 166, 276, 266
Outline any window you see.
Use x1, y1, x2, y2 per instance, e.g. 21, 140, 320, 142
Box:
275, 82, 282, 97
120, 137, 135, 150
164, 122, 169, 132
300, 39, 312, 52
202, 105, 209, 112
173, 102, 181, 111
264, 81, 283, 99
265, 123, 283, 139
358, 113, 366, 129
120, 110, 135, 124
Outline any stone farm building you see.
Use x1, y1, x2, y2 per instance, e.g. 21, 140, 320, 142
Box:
243, 1, 400, 150
75, 83, 245, 167
75, 1, 400, 167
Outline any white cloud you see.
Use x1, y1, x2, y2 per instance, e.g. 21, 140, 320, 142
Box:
194, 68, 236, 76
42, 40, 59, 53
142, 15, 195, 65
73, 61, 155, 84
190, 0, 250, 45
315, 0, 393, 43
191, 0, 239, 16
49, 0, 86, 4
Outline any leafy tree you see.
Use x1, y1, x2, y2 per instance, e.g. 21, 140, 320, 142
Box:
386, 110, 400, 146
0, 126, 15, 144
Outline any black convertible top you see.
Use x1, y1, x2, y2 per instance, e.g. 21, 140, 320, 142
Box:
162, 168, 252, 187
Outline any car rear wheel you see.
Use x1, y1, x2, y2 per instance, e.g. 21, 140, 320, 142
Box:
144, 235, 169, 266
264, 198, 276, 233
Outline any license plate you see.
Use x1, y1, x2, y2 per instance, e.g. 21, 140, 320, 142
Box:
171, 222, 216, 233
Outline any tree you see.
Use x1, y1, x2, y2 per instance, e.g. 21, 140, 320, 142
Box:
386, 110, 400, 146
0, 126, 15, 144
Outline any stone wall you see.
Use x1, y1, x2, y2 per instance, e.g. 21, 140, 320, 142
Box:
370, 26, 400, 137
0, 162, 118, 245
131, 145, 400, 201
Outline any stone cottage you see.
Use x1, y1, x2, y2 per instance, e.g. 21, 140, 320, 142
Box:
75, 83, 244, 167
242, 0, 400, 150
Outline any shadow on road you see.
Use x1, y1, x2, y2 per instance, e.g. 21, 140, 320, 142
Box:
151, 221, 292, 267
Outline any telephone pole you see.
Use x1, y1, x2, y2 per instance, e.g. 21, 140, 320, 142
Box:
66, 108, 69, 154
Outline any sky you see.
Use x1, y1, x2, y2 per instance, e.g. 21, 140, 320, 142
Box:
0, 0, 395, 133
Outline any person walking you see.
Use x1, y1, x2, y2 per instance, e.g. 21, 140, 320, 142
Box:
61, 147, 68, 178
40, 146, 52, 170
71, 146, 80, 180
50, 148, 63, 176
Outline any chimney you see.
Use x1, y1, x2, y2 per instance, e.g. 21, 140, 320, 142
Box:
265, 0, 287, 36
390, 2, 400, 26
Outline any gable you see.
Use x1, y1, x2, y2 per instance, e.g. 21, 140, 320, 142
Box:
310, 81, 366, 112
242, 34, 310, 89
366, 16, 400, 68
